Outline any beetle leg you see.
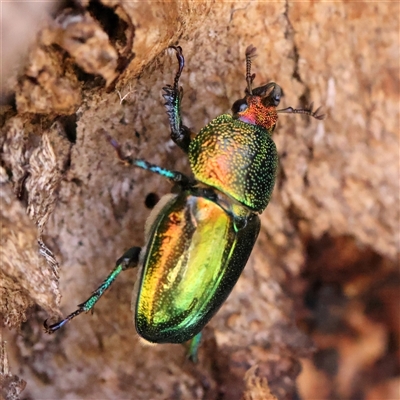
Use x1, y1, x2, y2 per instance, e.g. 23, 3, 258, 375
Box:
103, 130, 194, 188
44, 247, 141, 334
127, 159, 192, 186
187, 332, 202, 363
162, 46, 193, 153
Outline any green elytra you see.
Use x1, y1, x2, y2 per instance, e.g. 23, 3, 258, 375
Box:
44, 46, 324, 361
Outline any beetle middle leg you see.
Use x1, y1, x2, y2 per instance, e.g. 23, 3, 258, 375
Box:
103, 130, 194, 188
162, 46, 193, 153
44, 247, 141, 333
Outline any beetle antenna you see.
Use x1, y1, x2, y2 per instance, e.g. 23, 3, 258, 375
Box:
277, 103, 325, 120
245, 45, 257, 95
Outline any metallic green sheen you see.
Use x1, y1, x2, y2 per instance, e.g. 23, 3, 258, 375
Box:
188, 114, 278, 213
135, 192, 260, 343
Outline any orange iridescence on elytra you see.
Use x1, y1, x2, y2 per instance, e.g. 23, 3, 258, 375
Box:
136, 194, 243, 343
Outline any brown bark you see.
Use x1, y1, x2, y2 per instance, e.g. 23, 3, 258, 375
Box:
1, 1, 398, 399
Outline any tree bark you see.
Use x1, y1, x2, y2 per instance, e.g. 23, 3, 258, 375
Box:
1, 1, 398, 399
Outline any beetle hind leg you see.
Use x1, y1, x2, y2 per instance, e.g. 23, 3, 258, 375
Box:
187, 332, 202, 363
162, 46, 193, 153
44, 246, 141, 334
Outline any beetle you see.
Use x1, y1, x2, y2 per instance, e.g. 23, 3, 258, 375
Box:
44, 45, 324, 360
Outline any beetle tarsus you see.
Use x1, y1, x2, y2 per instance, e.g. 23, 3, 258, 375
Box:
163, 46, 192, 153
101, 129, 128, 164
169, 45, 184, 89
44, 308, 84, 334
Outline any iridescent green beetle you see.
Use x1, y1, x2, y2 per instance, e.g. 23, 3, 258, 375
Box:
44, 46, 323, 360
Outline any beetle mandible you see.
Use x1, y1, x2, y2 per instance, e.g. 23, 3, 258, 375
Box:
44, 45, 324, 360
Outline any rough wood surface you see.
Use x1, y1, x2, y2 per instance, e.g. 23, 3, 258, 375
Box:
1, 1, 398, 399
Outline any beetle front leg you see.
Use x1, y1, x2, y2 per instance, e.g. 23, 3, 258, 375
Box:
162, 46, 193, 153
44, 247, 141, 334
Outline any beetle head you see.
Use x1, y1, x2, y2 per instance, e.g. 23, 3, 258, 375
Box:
232, 82, 281, 132
231, 46, 280, 132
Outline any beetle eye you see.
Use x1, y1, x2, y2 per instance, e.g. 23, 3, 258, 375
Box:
272, 87, 281, 106
232, 99, 248, 114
